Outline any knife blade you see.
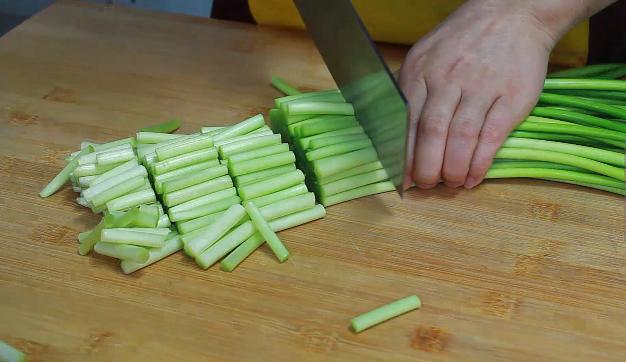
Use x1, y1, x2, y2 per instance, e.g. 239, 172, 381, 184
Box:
293, 0, 409, 196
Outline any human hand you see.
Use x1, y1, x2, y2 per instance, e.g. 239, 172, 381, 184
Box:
399, 0, 556, 189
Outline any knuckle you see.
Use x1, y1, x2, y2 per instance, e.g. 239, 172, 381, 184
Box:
449, 116, 480, 140
405, 47, 427, 71
469, 151, 495, 177
469, 160, 492, 179
442, 159, 467, 184
419, 115, 449, 137
415, 174, 440, 186
442, 170, 464, 184
413, 169, 440, 186
480, 122, 506, 145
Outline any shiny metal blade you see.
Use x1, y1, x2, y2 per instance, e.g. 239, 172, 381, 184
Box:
294, 0, 409, 196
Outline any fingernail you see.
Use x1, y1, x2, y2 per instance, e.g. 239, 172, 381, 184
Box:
402, 175, 413, 190
444, 182, 462, 188
417, 183, 437, 189
464, 177, 479, 189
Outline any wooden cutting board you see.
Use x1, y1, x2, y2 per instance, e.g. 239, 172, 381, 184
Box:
0, 1, 624, 361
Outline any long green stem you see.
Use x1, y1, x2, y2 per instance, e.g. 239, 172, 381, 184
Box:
547, 64, 624, 78
490, 160, 585, 172
595, 67, 626, 80
577, 96, 626, 106
516, 121, 626, 141
544, 78, 626, 91
508, 131, 604, 147
542, 89, 626, 101
495, 148, 624, 180
539, 92, 626, 120
541, 106, 600, 116
503, 137, 624, 167
589, 137, 626, 148
530, 107, 626, 132
485, 168, 624, 194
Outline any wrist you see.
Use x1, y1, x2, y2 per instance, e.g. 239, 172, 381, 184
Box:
518, 0, 617, 43
465, 0, 617, 50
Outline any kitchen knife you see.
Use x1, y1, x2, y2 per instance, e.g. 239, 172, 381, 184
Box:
293, 0, 410, 196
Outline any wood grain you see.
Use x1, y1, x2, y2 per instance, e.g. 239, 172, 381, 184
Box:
0, 1, 624, 361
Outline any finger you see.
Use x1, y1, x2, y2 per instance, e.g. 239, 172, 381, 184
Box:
413, 84, 462, 188
398, 65, 427, 190
464, 96, 520, 189
441, 94, 495, 187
